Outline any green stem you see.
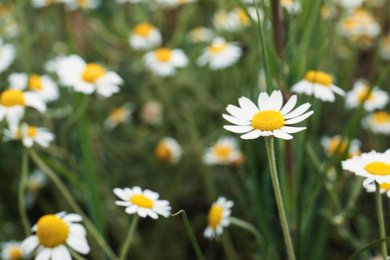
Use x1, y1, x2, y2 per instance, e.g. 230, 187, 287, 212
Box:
264, 138, 296, 260
119, 215, 139, 260
18, 149, 31, 236
69, 248, 88, 260
16, 0, 32, 73
172, 210, 206, 260
376, 182, 388, 260
229, 216, 264, 248
27, 149, 119, 260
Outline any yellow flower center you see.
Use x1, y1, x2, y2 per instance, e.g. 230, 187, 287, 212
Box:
251, 111, 285, 131
209, 42, 228, 54
237, 8, 250, 24
82, 63, 106, 83
0, 90, 26, 107
26, 126, 38, 137
372, 111, 390, 123
45, 0, 57, 3
9, 248, 23, 260
133, 23, 154, 37
155, 143, 172, 163
213, 144, 232, 161
304, 71, 332, 86
380, 182, 390, 190
109, 108, 126, 123
36, 215, 69, 248
155, 48, 172, 62
365, 162, 390, 176
77, 0, 90, 7
282, 0, 294, 6
207, 205, 223, 230
130, 194, 154, 208
328, 137, 348, 157
28, 74, 43, 91
357, 87, 374, 102
320, 5, 332, 19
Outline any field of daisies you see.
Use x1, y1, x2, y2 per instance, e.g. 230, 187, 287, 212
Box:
1, 0, 390, 259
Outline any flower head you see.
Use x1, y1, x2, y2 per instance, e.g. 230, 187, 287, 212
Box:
140, 101, 163, 125
321, 135, 361, 158
291, 71, 345, 102
204, 196, 233, 239
363, 178, 390, 198
114, 186, 171, 219
342, 149, 390, 184
187, 27, 213, 43
345, 80, 389, 111
212, 10, 240, 32
143, 48, 188, 77
22, 212, 90, 260
281, 0, 301, 14
3, 123, 55, 148
154, 137, 182, 164
223, 90, 313, 140
0, 37, 15, 73
104, 103, 134, 130
203, 137, 243, 166
362, 111, 390, 135
129, 23, 162, 50
25, 169, 48, 208
379, 35, 390, 60
1, 241, 25, 260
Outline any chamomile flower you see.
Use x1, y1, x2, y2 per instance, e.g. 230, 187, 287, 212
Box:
197, 37, 242, 70
321, 135, 361, 158
154, 137, 182, 164
345, 80, 389, 111
0, 89, 46, 126
203, 137, 242, 165
26, 169, 48, 208
143, 47, 188, 77
379, 35, 390, 60
54, 55, 123, 97
213, 10, 240, 32
187, 27, 213, 43
342, 149, 390, 184
129, 23, 162, 50
362, 111, 390, 135
337, 0, 365, 9
363, 178, 390, 198
230, 7, 262, 29
113, 186, 171, 219
104, 103, 134, 130
22, 212, 90, 260
140, 101, 163, 125
291, 71, 345, 102
1, 241, 25, 260
3, 123, 55, 148
223, 90, 313, 140
204, 196, 233, 239
155, 0, 196, 8
320, 4, 335, 20
31, 0, 64, 8
281, 0, 301, 14
66, 0, 100, 10
0, 36, 15, 73
9, 73, 59, 102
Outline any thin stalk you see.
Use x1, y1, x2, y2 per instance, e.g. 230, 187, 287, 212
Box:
18, 149, 31, 236
119, 215, 139, 260
271, 0, 283, 58
264, 137, 296, 260
229, 216, 264, 249
376, 182, 388, 260
172, 210, 206, 260
27, 149, 118, 260
69, 248, 88, 260
16, 0, 32, 73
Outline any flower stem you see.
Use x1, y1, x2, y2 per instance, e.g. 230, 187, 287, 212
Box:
264, 137, 296, 260
229, 216, 264, 249
18, 148, 31, 236
119, 215, 139, 260
375, 182, 388, 260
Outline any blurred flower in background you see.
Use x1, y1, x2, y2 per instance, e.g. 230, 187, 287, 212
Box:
281, 0, 302, 14
345, 80, 389, 111
129, 23, 162, 50
321, 135, 361, 158
104, 103, 135, 130
140, 101, 163, 126
187, 27, 213, 43
213, 10, 239, 32
337, 0, 365, 9
0, 36, 15, 73
363, 178, 390, 198
203, 136, 243, 166
154, 137, 182, 164
25, 169, 48, 208
204, 196, 233, 240
379, 35, 390, 60
0, 241, 25, 260
143, 47, 188, 77
3, 123, 55, 148
362, 111, 390, 135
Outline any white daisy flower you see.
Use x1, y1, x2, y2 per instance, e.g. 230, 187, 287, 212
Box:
342, 149, 390, 184
197, 37, 242, 70
0, 36, 15, 73
155, 0, 196, 8
379, 35, 390, 60
321, 135, 361, 158
0, 89, 46, 127
3, 123, 55, 148
345, 80, 389, 112
223, 90, 313, 140
32, 0, 73, 8
8, 73, 59, 102
154, 137, 182, 164
129, 23, 162, 50
25, 169, 48, 208
204, 196, 233, 240
113, 186, 171, 219
363, 178, 390, 198
187, 27, 213, 43
291, 71, 345, 102
140, 101, 163, 126
362, 111, 390, 135
1, 241, 25, 260
229, 7, 263, 30
21, 212, 90, 260
54, 55, 123, 97
103, 103, 134, 130
212, 10, 240, 32
64, 0, 100, 10
337, 0, 365, 9
281, 0, 301, 14
203, 137, 242, 165
143, 47, 188, 77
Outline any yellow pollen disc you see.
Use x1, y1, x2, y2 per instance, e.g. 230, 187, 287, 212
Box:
320, 5, 331, 19
328, 137, 348, 157
251, 111, 284, 131
130, 194, 154, 208
36, 215, 69, 248
208, 205, 223, 230
77, 0, 90, 7
28, 74, 43, 91
209, 42, 228, 54
82, 63, 106, 83
133, 23, 154, 37
380, 182, 390, 190
282, 0, 294, 6
365, 162, 390, 176
213, 144, 232, 161
155, 48, 172, 62
26, 126, 38, 137
0, 90, 26, 107
9, 248, 23, 260
237, 9, 249, 24
109, 108, 126, 123
357, 87, 374, 102
155, 143, 172, 163
372, 111, 390, 123
304, 71, 332, 86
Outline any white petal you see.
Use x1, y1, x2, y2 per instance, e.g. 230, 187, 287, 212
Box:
331, 85, 345, 96
66, 236, 90, 254
257, 92, 270, 111
240, 129, 262, 139
125, 205, 138, 214
21, 236, 39, 254
238, 97, 259, 116
223, 125, 253, 133
226, 105, 253, 120
36, 248, 52, 260
52, 245, 71, 260
69, 223, 87, 237
280, 95, 297, 115
273, 129, 293, 140
113, 188, 129, 201
283, 103, 311, 119
284, 111, 314, 124
280, 126, 306, 133
62, 213, 82, 223
269, 90, 283, 111
222, 114, 251, 125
